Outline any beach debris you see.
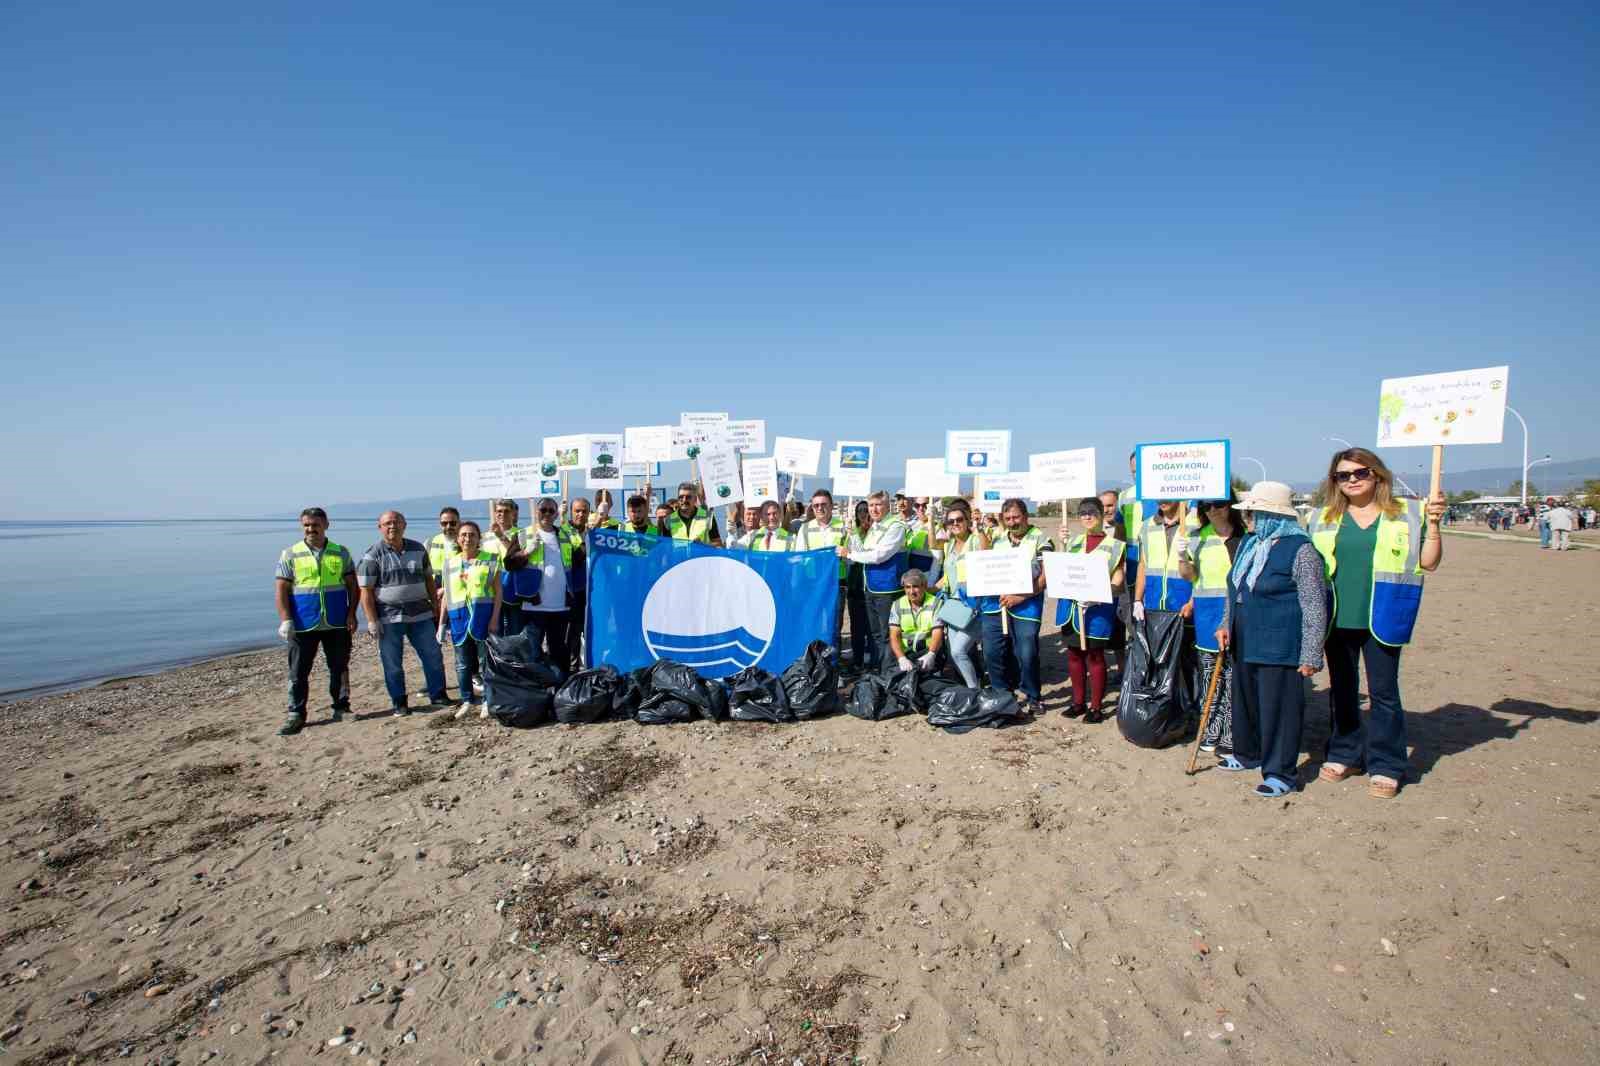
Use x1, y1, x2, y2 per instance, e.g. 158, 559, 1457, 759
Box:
1380, 937, 1398, 957
144, 983, 172, 998
402, 1028, 418, 1044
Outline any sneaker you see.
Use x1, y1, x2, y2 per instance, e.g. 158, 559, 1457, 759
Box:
1025, 698, 1045, 716
393, 705, 412, 718
426, 693, 449, 709
477, 702, 490, 719
277, 714, 305, 736
453, 702, 474, 720
1199, 741, 1216, 753
330, 708, 347, 724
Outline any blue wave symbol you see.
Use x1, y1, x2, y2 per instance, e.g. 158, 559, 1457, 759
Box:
646, 627, 767, 677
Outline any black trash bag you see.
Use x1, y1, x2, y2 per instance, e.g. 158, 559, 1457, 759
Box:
703, 678, 730, 723
976, 686, 1023, 722
553, 666, 622, 725
781, 640, 841, 719
612, 668, 648, 718
728, 667, 794, 723
883, 661, 926, 715
846, 674, 890, 721
636, 661, 725, 723
925, 686, 981, 728
483, 631, 563, 727
927, 686, 1023, 731
1116, 609, 1198, 748
634, 698, 696, 725
917, 673, 962, 706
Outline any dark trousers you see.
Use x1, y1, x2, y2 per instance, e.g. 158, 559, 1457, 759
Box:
1230, 621, 1305, 785
453, 637, 483, 702
568, 592, 587, 669
866, 593, 896, 669
845, 567, 870, 667
498, 608, 525, 637
523, 609, 571, 668
1325, 627, 1408, 781
287, 629, 351, 717
980, 612, 1043, 702
832, 580, 847, 657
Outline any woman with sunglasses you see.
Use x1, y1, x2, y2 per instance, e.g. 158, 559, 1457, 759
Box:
1309, 448, 1445, 799
935, 500, 990, 687
1179, 494, 1243, 754
1054, 497, 1125, 721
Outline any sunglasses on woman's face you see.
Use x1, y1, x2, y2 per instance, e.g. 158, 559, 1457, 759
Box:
1334, 467, 1373, 484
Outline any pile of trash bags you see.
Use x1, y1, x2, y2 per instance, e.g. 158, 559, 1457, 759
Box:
1115, 609, 1198, 748
845, 661, 1022, 730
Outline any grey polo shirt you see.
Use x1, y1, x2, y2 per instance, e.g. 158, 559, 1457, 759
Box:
356, 538, 435, 624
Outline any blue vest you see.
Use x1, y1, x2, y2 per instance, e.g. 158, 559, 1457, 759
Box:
1228, 538, 1306, 668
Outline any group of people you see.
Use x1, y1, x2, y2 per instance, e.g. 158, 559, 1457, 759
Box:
273, 445, 1452, 800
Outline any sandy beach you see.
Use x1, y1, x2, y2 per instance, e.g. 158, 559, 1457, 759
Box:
1, 533, 1596, 1066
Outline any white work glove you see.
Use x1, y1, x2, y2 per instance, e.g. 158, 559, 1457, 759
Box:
1173, 534, 1190, 556
1132, 601, 1146, 622
436, 620, 448, 644
917, 652, 936, 671
897, 657, 914, 673
277, 620, 293, 642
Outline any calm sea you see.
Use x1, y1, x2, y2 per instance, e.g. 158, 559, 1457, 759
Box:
0, 519, 452, 700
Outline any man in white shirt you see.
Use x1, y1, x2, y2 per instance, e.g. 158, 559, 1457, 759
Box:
1548, 502, 1576, 551
523, 497, 575, 664
840, 490, 907, 671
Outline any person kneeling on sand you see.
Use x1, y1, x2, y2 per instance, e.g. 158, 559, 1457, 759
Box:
1214, 482, 1328, 799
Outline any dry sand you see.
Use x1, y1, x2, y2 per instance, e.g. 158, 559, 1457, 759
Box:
1, 534, 1596, 1066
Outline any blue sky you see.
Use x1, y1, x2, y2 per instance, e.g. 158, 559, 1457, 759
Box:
2, 2, 1595, 517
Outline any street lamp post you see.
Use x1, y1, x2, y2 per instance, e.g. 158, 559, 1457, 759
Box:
1527, 454, 1553, 501
1506, 405, 1532, 509
1239, 456, 1267, 483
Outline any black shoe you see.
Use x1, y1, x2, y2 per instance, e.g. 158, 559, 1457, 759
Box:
330, 708, 347, 724
1025, 698, 1045, 716
278, 714, 305, 736
1083, 708, 1106, 724
1063, 704, 1087, 719
392, 705, 412, 718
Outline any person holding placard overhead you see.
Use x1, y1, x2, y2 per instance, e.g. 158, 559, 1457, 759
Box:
1308, 448, 1445, 799
523, 497, 578, 668
483, 499, 529, 637
796, 489, 849, 654
440, 520, 502, 720
658, 481, 723, 545
1055, 498, 1125, 722
840, 490, 908, 671
936, 499, 989, 688
1215, 482, 1328, 798
981, 498, 1053, 716
1180, 494, 1243, 754
741, 500, 793, 551
590, 490, 621, 530
1133, 499, 1201, 620
1118, 452, 1149, 613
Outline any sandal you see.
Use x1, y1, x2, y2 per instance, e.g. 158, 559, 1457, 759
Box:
1217, 755, 1256, 772
1253, 776, 1294, 798
1369, 775, 1400, 799
1319, 762, 1360, 783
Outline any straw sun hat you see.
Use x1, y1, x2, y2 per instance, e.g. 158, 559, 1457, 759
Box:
1237, 481, 1298, 517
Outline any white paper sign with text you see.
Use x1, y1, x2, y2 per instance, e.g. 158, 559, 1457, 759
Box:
945, 429, 1012, 475
671, 425, 728, 462
726, 419, 767, 454
1043, 551, 1114, 604
1029, 447, 1098, 501
1135, 439, 1230, 501
501, 457, 545, 498
962, 548, 1036, 598
541, 434, 589, 471
459, 460, 507, 501
584, 435, 624, 491
696, 446, 745, 506
679, 412, 730, 433
832, 440, 874, 498
976, 473, 1034, 513
1376, 365, 1510, 447
624, 425, 675, 464
743, 457, 780, 507
773, 436, 823, 476
904, 458, 961, 499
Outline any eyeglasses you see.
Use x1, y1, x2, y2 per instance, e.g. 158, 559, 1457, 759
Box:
1334, 467, 1373, 484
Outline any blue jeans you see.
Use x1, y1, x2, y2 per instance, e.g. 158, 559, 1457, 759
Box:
453, 637, 483, 703
378, 618, 448, 708
1325, 626, 1407, 782
980, 612, 1042, 702
1539, 520, 1552, 548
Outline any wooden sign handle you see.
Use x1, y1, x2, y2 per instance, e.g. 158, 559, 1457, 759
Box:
1429, 444, 1444, 501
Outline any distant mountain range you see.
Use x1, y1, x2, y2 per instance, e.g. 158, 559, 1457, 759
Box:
301, 457, 1600, 518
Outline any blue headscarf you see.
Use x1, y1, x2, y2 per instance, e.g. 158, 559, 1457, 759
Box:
1232, 513, 1310, 594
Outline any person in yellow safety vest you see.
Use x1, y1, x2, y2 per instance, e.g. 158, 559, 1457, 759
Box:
657, 481, 723, 545
980, 498, 1054, 716
590, 489, 621, 530
839, 490, 908, 672
889, 569, 946, 674
795, 488, 850, 659
1134, 500, 1203, 619
936, 499, 989, 688
1119, 450, 1150, 594
522, 497, 578, 668
1309, 447, 1446, 800
482, 499, 529, 637
1179, 495, 1243, 754
902, 495, 943, 587
560, 498, 593, 671
1054, 498, 1126, 722
274, 507, 359, 736
623, 494, 658, 536
440, 520, 503, 720
741, 500, 794, 551
427, 506, 462, 579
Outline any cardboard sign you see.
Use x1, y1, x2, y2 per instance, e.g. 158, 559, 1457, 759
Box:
624, 425, 675, 464
726, 419, 767, 454
773, 436, 823, 476
459, 460, 507, 501
542, 434, 588, 471
1029, 447, 1097, 501
501, 456, 546, 497
679, 412, 730, 432
620, 460, 662, 479
975, 473, 1033, 513
537, 477, 562, 498
832, 440, 874, 497
696, 446, 745, 505
585, 434, 624, 491
671, 425, 728, 462
743, 457, 780, 507
1376, 365, 1510, 447
904, 458, 960, 499
945, 430, 1012, 475
1043, 551, 1113, 604
1135, 439, 1230, 501
962, 548, 1036, 597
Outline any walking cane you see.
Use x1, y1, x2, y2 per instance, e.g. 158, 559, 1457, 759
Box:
1185, 649, 1227, 775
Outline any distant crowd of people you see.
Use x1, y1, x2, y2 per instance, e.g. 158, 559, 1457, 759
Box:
1478, 498, 1594, 541
273, 445, 1476, 801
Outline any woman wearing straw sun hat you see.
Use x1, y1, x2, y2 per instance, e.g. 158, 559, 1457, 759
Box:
1308, 448, 1445, 798
1215, 482, 1329, 799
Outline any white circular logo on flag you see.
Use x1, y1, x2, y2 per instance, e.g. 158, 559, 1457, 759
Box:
641, 557, 776, 677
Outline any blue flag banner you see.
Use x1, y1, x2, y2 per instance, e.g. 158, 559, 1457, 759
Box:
585, 530, 839, 679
